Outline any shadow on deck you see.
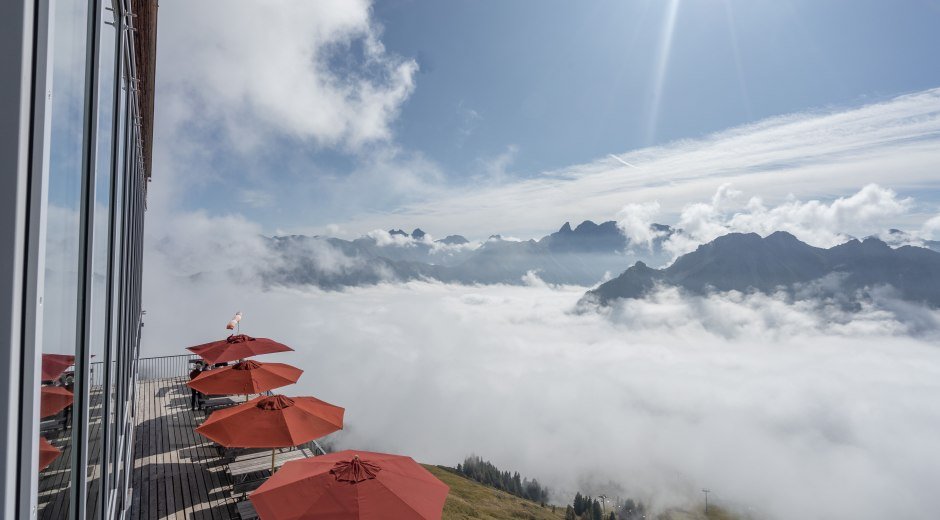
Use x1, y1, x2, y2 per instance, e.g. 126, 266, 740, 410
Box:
129, 378, 239, 520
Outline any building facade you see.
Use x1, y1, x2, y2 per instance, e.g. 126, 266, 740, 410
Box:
1, 0, 157, 518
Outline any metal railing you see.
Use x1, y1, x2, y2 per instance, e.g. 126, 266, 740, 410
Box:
296, 438, 327, 456
136, 353, 197, 381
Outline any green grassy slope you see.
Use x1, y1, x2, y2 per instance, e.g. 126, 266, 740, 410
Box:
424, 465, 566, 520
424, 465, 747, 520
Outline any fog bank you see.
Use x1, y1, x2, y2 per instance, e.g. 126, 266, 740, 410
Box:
142, 271, 940, 519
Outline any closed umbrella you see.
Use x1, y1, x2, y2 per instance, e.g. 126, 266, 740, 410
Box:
187, 334, 293, 365
39, 437, 61, 471
40, 386, 74, 418
41, 353, 75, 381
187, 360, 302, 400
249, 450, 450, 520
196, 394, 343, 471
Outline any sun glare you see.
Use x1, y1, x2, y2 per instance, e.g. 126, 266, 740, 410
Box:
647, 0, 682, 144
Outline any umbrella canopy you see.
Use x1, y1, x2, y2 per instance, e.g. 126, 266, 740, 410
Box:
195, 394, 343, 448
38, 437, 61, 471
250, 450, 450, 520
41, 353, 75, 381
187, 334, 293, 365
187, 360, 303, 396
40, 386, 74, 418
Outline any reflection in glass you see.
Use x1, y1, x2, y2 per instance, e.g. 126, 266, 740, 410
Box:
87, 1, 119, 515
106, 33, 128, 500
38, 0, 89, 518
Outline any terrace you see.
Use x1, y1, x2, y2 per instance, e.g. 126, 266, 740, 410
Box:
128, 355, 321, 519
38, 363, 108, 519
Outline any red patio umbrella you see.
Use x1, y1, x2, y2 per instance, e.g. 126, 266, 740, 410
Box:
38, 436, 61, 471
187, 334, 293, 365
187, 360, 303, 398
41, 353, 75, 381
196, 394, 343, 471
40, 386, 74, 418
249, 450, 450, 520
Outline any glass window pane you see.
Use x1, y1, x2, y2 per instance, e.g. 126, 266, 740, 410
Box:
107, 37, 127, 496
37, 1, 89, 518
87, 0, 118, 515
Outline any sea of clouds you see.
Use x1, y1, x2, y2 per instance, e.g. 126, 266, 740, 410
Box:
142, 254, 940, 519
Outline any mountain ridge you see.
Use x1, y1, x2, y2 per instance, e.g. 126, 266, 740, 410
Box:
584, 231, 940, 307
264, 220, 674, 287
260, 222, 940, 307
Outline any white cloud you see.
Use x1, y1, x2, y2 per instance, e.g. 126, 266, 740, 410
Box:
157, 0, 417, 151
616, 201, 663, 249
520, 269, 550, 288
922, 214, 940, 239
301, 147, 447, 231
473, 144, 519, 185
725, 183, 910, 241
662, 183, 913, 257
141, 271, 940, 520
285, 238, 377, 278
147, 210, 273, 278
321, 88, 940, 239
148, 1, 439, 242
363, 228, 482, 256
366, 229, 425, 247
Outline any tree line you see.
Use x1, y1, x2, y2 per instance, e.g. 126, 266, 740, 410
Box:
456, 455, 549, 505
565, 493, 648, 520
455, 455, 648, 520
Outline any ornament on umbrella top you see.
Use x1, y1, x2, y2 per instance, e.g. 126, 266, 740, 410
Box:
226, 311, 243, 333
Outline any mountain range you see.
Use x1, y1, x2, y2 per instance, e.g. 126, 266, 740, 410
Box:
259, 221, 940, 309
584, 231, 940, 307
262, 220, 672, 288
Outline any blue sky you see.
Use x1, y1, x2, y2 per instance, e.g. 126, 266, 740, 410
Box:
150, 0, 940, 240
375, 0, 940, 176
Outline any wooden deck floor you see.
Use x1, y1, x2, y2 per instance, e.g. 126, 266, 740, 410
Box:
37, 389, 105, 519
128, 378, 239, 520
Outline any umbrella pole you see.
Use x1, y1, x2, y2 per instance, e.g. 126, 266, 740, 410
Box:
271, 449, 276, 473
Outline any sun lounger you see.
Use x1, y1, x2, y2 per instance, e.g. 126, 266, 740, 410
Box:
200, 395, 237, 412
236, 500, 259, 519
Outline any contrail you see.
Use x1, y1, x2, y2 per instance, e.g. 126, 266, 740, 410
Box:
609, 154, 638, 169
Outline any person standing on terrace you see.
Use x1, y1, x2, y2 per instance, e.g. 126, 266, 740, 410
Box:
189, 363, 205, 410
